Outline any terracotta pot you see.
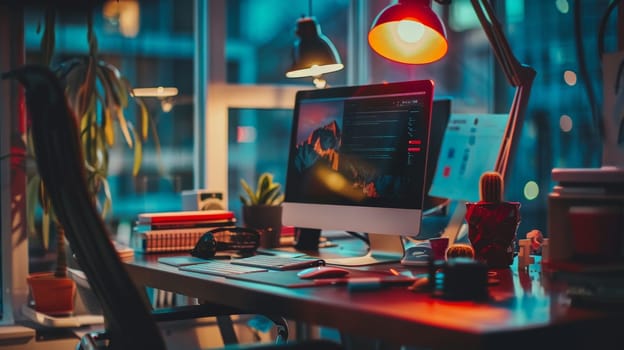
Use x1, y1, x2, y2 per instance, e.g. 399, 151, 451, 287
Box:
242, 205, 282, 248
27, 272, 76, 316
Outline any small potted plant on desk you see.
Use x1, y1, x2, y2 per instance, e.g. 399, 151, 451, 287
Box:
240, 172, 284, 249
465, 171, 521, 268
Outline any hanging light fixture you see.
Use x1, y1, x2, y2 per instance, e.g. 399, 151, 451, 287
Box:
368, 0, 448, 64
285, 1, 344, 79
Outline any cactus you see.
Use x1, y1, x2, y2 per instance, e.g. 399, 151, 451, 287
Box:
479, 171, 504, 203
445, 243, 475, 260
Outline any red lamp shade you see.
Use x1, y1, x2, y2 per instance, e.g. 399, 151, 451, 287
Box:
368, 0, 448, 64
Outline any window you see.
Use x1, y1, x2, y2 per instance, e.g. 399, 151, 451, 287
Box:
23, 1, 196, 272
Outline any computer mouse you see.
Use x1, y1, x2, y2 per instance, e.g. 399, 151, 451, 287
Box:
297, 266, 350, 279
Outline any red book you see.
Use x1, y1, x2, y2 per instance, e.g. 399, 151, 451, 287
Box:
134, 218, 236, 231
137, 210, 235, 225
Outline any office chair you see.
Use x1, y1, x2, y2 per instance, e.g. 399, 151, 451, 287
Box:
2, 64, 343, 350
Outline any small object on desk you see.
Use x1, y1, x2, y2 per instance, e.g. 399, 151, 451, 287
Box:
541, 238, 550, 263
517, 239, 535, 269
158, 255, 231, 267
400, 242, 432, 266
429, 237, 450, 261
137, 209, 235, 225
526, 229, 544, 253
180, 261, 267, 277
407, 277, 430, 292
230, 254, 325, 271
189, 226, 260, 259
21, 304, 104, 328
297, 266, 350, 279
347, 276, 417, 292
445, 243, 475, 260
438, 257, 489, 301
294, 227, 322, 251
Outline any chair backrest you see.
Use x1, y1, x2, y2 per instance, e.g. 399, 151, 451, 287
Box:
5, 64, 167, 349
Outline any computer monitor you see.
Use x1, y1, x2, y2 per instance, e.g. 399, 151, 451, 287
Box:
422, 98, 451, 214
282, 80, 434, 266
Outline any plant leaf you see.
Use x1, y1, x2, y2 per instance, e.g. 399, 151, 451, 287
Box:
26, 174, 40, 237
240, 179, 257, 205
257, 184, 280, 204
271, 193, 285, 206
239, 195, 250, 206
127, 122, 142, 176
42, 207, 50, 250
256, 173, 271, 199
103, 107, 114, 146
116, 107, 134, 148
99, 175, 112, 218
106, 62, 128, 107
96, 62, 120, 108
76, 56, 96, 117
137, 96, 149, 140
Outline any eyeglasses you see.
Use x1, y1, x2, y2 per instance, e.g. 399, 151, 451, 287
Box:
190, 227, 260, 259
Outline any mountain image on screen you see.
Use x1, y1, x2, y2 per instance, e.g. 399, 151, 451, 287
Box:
292, 119, 407, 204
294, 120, 341, 173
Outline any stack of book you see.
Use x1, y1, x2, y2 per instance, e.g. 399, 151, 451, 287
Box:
131, 210, 236, 253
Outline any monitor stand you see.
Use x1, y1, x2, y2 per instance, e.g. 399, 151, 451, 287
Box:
439, 200, 469, 244
324, 233, 404, 266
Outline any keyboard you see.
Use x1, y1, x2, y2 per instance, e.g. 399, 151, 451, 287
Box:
180, 261, 268, 277
230, 255, 325, 271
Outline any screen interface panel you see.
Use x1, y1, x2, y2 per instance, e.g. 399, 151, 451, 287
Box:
428, 113, 509, 202
286, 83, 433, 211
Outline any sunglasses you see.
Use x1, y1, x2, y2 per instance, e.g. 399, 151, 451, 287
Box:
190, 226, 260, 259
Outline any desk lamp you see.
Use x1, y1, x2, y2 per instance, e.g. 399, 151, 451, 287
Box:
368, 0, 536, 243
286, 1, 344, 88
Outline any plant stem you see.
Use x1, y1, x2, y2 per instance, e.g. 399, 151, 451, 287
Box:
54, 222, 68, 278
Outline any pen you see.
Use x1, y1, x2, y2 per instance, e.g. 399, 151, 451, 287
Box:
311, 276, 417, 290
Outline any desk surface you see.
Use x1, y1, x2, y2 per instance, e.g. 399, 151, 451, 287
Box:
124, 237, 623, 349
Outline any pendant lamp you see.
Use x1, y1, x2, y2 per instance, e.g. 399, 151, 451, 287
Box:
285, 16, 344, 78
368, 0, 448, 64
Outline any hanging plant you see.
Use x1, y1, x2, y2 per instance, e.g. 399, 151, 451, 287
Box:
25, 7, 161, 276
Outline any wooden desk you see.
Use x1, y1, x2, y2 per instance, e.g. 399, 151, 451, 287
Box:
124, 240, 623, 349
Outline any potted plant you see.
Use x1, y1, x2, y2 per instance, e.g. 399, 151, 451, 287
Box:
240, 172, 285, 248
24, 8, 156, 316
465, 171, 521, 268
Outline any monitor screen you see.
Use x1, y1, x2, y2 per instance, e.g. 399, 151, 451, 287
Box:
282, 80, 434, 265
422, 98, 451, 213
428, 113, 510, 203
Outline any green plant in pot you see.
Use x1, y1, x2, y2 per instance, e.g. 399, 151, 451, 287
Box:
24, 8, 156, 316
240, 172, 284, 249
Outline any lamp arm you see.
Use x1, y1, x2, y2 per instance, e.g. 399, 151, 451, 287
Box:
470, 0, 532, 87
470, 0, 536, 180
